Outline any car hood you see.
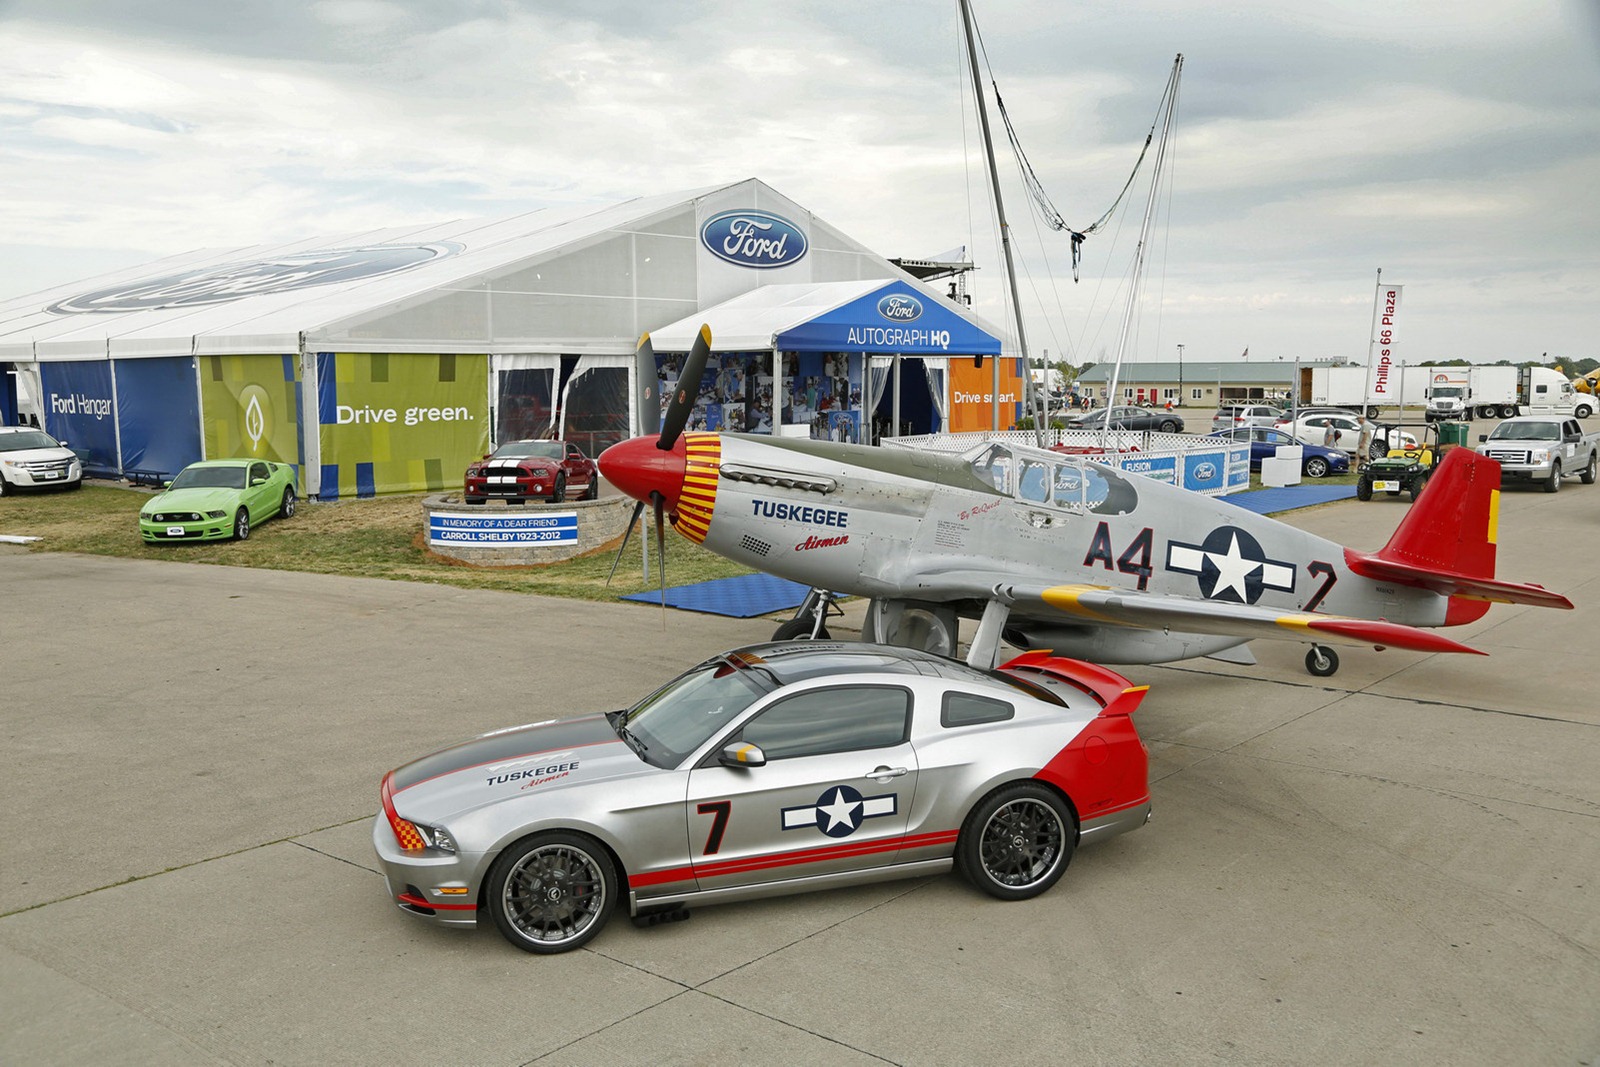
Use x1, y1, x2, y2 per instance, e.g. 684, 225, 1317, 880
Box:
144, 487, 241, 513
387, 713, 643, 821
2, 445, 75, 463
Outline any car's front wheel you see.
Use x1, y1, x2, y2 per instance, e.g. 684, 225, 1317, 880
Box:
1356, 474, 1373, 501
549, 474, 566, 504
1545, 461, 1561, 493
583, 473, 600, 500
0, 474, 10, 496
233, 508, 250, 541
957, 782, 1074, 901
488, 831, 616, 954
1158, 419, 1177, 433
280, 486, 296, 519
1304, 456, 1330, 478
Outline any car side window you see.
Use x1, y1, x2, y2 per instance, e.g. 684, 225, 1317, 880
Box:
941, 691, 1014, 728
249, 462, 269, 484
739, 687, 910, 760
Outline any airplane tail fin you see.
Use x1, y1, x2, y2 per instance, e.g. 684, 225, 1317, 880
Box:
1377, 447, 1498, 578
1346, 448, 1572, 620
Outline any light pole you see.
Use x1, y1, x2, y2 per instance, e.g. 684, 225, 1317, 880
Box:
1177, 344, 1184, 407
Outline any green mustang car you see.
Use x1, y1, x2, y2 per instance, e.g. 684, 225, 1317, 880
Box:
139, 459, 297, 543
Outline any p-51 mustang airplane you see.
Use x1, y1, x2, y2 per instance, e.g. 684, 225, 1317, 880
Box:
601, 327, 1572, 676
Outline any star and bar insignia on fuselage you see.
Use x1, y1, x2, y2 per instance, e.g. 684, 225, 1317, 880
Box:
1166, 526, 1296, 605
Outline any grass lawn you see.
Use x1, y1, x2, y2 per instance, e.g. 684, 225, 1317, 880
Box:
0, 482, 755, 602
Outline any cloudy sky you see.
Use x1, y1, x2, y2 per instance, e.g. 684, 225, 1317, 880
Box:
2, 0, 1597, 368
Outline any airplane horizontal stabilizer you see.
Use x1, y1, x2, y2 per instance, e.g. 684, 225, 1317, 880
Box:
1344, 550, 1573, 610
999, 582, 1486, 657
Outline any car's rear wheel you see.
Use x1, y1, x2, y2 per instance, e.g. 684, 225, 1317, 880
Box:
233, 508, 250, 540
957, 782, 1074, 901
488, 831, 616, 954
1500, 404, 1517, 419
1581, 454, 1597, 485
280, 486, 296, 519
1158, 419, 1177, 433
1304, 456, 1329, 479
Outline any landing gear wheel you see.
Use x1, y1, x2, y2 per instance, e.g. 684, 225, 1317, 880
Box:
1305, 456, 1330, 479
1544, 462, 1561, 493
1356, 474, 1372, 501
1582, 454, 1597, 485
280, 486, 296, 519
487, 831, 616, 954
957, 782, 1075, 901
772, 617, 830, 641
1305, 645, 1339, 677
233, 508, 250, 541
549, 474, 567, 504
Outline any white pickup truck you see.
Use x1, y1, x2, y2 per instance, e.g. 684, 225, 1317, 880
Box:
1475, 416, 1600, 492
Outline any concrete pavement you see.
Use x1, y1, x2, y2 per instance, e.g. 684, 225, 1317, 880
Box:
1, 479, 1596, 1065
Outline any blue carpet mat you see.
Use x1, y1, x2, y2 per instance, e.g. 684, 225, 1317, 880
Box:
1223, 485, 1357, 514
621, 573, 811, 617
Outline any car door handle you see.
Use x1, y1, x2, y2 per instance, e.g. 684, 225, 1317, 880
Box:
867, 766, 908, 780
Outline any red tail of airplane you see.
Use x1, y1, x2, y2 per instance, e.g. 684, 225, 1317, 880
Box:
1345, 448, 1572, 622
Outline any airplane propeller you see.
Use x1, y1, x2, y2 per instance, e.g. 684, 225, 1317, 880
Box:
604, 324, 713, 623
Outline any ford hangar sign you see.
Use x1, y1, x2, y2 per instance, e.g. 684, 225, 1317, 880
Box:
700, 211, 808, 269
877, 293, 923, 322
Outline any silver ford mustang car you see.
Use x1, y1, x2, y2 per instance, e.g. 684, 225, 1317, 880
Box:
374, 642, 1151, 954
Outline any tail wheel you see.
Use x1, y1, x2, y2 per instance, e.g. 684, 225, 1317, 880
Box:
956, 783, 1075, 901
487, 831, 616, 954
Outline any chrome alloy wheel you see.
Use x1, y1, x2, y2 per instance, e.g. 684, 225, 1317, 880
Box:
500, 842, 609, 948
978, 797, 1067, 889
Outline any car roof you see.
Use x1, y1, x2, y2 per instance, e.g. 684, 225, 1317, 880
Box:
709, 642, 1025, 696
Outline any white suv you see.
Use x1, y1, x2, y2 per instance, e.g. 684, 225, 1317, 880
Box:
0, 427, 83, 494
1210, 404, 1284, 433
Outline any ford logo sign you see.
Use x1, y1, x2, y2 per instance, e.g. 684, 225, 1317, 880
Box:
877, 294, 923, 322
700, 210, 808, 270
1194, 462, 1218, 481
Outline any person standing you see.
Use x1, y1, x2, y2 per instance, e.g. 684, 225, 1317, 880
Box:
1356, 415, 1375, 462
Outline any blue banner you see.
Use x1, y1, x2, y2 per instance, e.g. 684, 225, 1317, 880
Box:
428, 510, 579, 546
115, 357, 202, 479
40, 361, 119, 475
0, 363, 16, 427
776, 281, 1001, 355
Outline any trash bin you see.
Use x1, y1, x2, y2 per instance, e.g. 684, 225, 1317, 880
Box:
1438, 421, 1469, 447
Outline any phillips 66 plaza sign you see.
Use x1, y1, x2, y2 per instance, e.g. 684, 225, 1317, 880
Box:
700, 210, 809, 269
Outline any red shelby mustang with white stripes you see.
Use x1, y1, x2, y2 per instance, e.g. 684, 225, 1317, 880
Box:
373, 641, 1151, 954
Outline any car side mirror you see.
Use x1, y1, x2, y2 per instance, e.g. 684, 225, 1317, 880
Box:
162, 479, 173, 488
251, 477, 267, 486
719, 742, 766, 768
1478, 434, 1488, 443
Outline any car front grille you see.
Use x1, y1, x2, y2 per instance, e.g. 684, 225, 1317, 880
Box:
1480, 448, 1530, 464
20, 459, 72, 475
151, 512, 204, 523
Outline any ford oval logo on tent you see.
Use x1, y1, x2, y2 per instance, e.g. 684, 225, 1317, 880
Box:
700, 211, 808, 270
1194, 462, 1218, 481
877, 293, 923, 322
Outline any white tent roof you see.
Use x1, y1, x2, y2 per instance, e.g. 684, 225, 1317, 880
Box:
0, 183, 734, 360
646, 280, 886, 351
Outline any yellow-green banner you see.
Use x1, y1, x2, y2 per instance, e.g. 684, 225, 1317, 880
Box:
316, 352, 489, 498
201, 354, 303, 486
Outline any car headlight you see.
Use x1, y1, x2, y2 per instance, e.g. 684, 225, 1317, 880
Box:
206, 510, 226, 519
415, 824, 458, 853
1530, 448, 1549, 462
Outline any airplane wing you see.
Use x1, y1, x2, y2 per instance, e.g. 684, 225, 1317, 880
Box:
915, 572, 1486, 656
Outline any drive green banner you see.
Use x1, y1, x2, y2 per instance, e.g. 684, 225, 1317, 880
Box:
316, 352, 489, 498
201, 355, 302, 484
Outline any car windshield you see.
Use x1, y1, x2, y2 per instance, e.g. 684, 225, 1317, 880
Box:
169, 465, 246, 490
1489, 421, 1561, 441
616, 654, 777, 767
493, 441, 563, 460
0, 430, 61, 452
